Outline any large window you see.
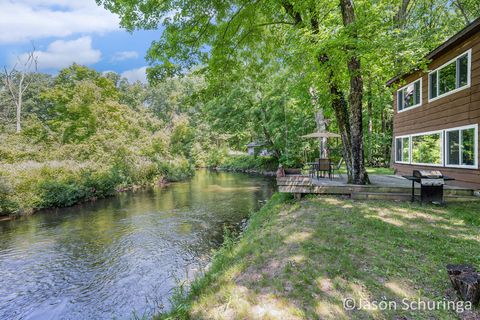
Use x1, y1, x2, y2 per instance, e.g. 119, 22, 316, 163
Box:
411, 132, 443, 165
397, 79, 421, 112
429, 50, 471, 101
445, 125, 478, 168
395, 136, 410, 163
394, 124, 478, 168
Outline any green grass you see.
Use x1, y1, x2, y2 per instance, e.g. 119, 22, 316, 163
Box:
158, 194, 480, 319
335, 166, 394, 175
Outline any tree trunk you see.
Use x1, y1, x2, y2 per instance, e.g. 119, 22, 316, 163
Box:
347, 57, 369, 183
317, 54, 353, 182
314, 107, 328, 158
394, 0, 411, 27
16, 95, 21, 133
446, 264, 480, 304
331, 82, 354, 181
367, 78, 373, 165
340, 0, 369, 184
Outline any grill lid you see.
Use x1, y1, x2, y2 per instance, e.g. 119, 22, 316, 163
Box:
420, 178, 445, 186
413, 170, 444, 179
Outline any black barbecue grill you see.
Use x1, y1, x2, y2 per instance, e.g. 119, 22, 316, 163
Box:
402, 170, 455, 204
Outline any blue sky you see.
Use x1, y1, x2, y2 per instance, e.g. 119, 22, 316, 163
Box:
0, 0, 163, 83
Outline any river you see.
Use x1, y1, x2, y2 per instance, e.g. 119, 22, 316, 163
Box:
0, 170, 275, 320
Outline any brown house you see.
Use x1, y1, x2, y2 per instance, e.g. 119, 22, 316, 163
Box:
387, 17, 480, 189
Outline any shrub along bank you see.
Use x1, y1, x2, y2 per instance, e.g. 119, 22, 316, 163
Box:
217, 155, 279, 174
0, 159, 193, 216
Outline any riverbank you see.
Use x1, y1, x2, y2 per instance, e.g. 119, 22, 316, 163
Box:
159, 194, 480, 319
216, 167, 277, 177
0, 160, 194, 217
215, 155, 278, 176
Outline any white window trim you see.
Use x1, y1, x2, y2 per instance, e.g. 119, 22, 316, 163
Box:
397, 78, 422, 113
444, 124, 478, 169
395, 135, 411, 164
394, 124, 479, 170
428, 49, 472, 103
410, 130, 444, 166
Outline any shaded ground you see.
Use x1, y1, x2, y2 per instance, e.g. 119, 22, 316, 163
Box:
337, 166, 395, 176
310, 173, 469, 189
160, 194, 480, 320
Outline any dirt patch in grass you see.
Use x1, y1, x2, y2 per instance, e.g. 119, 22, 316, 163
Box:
159, 194, 480, 319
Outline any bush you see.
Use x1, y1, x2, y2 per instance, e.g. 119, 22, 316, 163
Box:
219, 155, 278, 172
0, 177, 19, 215
39, 179, 87, 208
159, 159, 194, 182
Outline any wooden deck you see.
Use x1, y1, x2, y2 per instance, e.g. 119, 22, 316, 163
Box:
277, 174, 478, 201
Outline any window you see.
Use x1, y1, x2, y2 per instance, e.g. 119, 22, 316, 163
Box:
395, 136, 410, 163
445, 125, 478, 168
429, 50, 471, 101
446, 130, 460, 165
412, 132, 443, 165
395, 124, 478, 169
397, 79, 421, 112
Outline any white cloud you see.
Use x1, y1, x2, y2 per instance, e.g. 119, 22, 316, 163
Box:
0, 0, 119, 44
111, 51, 139, 62
18, 36, 101, 70
121, 66, 148, 83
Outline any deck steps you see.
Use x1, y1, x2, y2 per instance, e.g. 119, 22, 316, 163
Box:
351, 192, 411, 201
445, 195, 480, 202
278, 183, 474, 197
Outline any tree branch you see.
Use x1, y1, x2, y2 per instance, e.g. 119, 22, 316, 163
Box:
280, 1, 303, 25
234, 20, 297, 49
222, 0, 261, 40
453, 0, 471, 24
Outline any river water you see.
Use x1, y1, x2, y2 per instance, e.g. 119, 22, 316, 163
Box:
0, 170, 275, 320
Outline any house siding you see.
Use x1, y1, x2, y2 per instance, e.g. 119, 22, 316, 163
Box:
392, 31, 480, 189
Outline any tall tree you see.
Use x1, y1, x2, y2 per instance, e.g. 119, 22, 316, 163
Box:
97, 0, 479, 183
339, 0, 368, 184
2, 49, 38, 133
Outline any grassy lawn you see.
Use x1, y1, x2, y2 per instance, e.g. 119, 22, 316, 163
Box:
366, 167, 394, 175
160, 194, 480, 319
335, 166, 394, 175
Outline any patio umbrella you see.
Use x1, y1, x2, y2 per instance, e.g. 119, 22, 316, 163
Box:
302, 131, 341, 158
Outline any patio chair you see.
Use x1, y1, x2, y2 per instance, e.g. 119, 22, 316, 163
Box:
318, 158, 332, 179
308, 158, 319, 178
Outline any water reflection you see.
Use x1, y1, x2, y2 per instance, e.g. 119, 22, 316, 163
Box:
0, 170, 275, 319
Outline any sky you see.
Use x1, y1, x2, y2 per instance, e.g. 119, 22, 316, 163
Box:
0, 0, 163, 83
